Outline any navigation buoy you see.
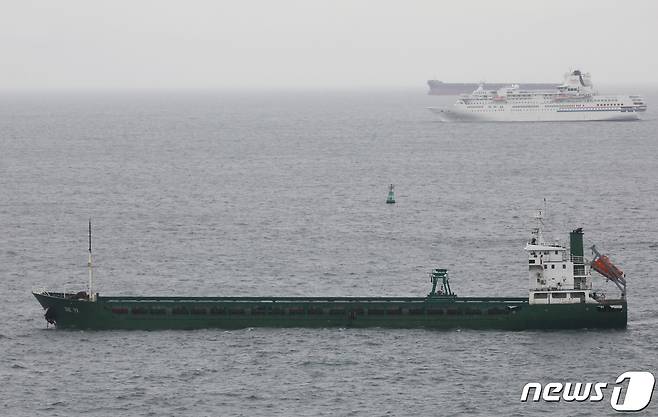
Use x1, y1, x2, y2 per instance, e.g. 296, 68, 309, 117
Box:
386, 184, 396, 204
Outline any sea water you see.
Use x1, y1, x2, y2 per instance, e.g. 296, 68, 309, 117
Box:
1, 89, 657, 416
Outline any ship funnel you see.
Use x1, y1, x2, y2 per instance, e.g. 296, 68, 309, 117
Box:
570, 228, 584, 259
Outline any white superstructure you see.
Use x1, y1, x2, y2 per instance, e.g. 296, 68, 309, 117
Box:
525, 209, 596, 305
429, 70, 646, 122
523, 207, 627, 305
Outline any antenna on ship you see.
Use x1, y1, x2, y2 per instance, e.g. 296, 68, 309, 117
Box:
88, 219, 95, 301
532, 205, 545, 245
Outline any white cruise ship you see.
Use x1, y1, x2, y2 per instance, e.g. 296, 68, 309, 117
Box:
428, 70, 647, 122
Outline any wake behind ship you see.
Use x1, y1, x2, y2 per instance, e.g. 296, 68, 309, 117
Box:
33, 211, 627, 330
428, 70, 647, 122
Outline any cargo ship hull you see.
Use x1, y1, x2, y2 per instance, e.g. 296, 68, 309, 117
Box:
33, 292, 627, 331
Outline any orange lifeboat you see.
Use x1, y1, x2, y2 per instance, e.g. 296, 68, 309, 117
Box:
591, 254, 624, 281
590, 245, 626, 295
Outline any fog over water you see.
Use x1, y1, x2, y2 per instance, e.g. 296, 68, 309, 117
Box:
1, 0, 657, 90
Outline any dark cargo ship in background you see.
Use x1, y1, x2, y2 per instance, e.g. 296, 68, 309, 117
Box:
33, 212, 627, 330
427, 79, 559, 95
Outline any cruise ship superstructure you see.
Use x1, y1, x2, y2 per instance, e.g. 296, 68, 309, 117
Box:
427, 80, 558, 95
429, 70, 646, 122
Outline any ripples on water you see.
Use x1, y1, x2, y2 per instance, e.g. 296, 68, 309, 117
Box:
1, 90, 657, 416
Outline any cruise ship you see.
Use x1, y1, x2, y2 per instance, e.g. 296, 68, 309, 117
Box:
429, 70, 647, 122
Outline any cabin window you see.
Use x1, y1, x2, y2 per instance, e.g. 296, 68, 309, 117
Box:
534, 293, 548, 299
551, 264, 555, 269
552, 293, 567, 299
529, 260, 535, 264
555, 251, 559, 255
563, 264, 566, 269
544, 265, 547, 269
570, 292, 585, 298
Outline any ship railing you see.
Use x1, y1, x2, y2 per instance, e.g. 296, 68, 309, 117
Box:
32, 288, 67, 298
100, 295, 530, 304
571, 255, 584, 264
32, 286, 81, 298
590, 289, 626, 304
533, 284, 593, 290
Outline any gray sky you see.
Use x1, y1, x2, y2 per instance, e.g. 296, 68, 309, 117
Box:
2, 0, 657, 90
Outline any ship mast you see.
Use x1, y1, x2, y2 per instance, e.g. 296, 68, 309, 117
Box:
88, 219, 95, 301
531, 199, 548, 245
532, 209, 544, 245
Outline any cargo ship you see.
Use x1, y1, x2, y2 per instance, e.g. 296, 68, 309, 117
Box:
33, 212, 627, 330
427, 79, 558, 95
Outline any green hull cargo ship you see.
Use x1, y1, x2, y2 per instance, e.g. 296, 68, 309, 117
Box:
33, 213, 627, 330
